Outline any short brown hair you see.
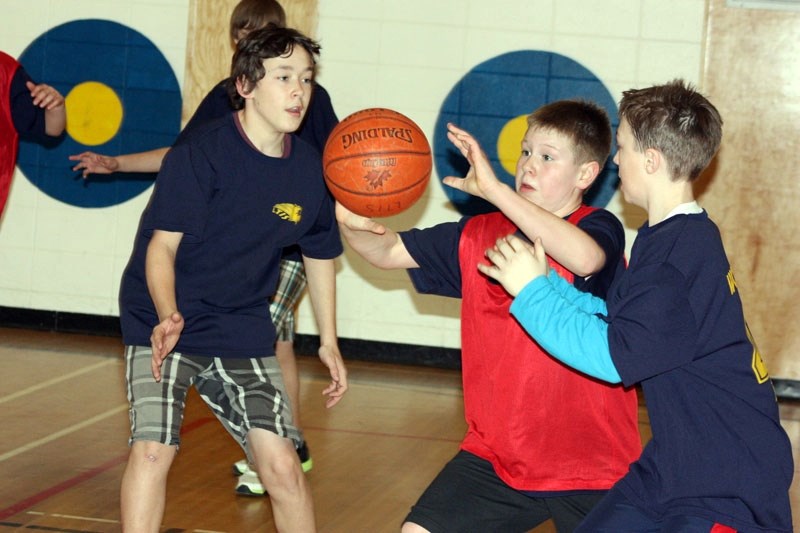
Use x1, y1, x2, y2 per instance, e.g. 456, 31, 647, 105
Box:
229, 26, 320, 110
527, 100, 612, 168
229, 0, 286, 42
619, 79, 722, 181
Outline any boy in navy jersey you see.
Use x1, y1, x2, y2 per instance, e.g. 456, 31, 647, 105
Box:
481, 79, 793, 532
69, 0, 337, 494
1, 50, 65, 219
337, 100, 641, 532
117, 27, 346, 531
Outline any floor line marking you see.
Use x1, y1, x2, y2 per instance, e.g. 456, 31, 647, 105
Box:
0, 360, 117, 405
0, 405, 128, 463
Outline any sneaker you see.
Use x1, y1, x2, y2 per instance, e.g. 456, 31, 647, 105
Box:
233, 442, 313, 496
232, 459, 249, 476
235, 470, 266, 497
297, 441, 313, 473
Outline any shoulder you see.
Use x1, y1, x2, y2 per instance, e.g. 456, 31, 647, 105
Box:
175, 113, 233, 147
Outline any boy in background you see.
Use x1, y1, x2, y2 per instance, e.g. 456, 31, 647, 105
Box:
118, 27, 345, 531
337, 100, 641, 532
1, 50, 65, 219
69, 0, 337, 495
481, 79, 793, 532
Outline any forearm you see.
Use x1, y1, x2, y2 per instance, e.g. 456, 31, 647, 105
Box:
117, 147, 170, 173
511, 275, 620, 383
145, 238, 179, 321
44, 107, 66, 137
302, 256, 338, 345
488, 187, 606, 277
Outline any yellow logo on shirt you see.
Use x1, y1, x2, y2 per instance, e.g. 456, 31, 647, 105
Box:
273, 203, 302, 224
726, 269, 737, 295
746, 323, 770, 384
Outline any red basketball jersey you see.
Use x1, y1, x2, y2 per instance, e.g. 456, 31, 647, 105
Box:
0, 51, 20, 217
457, 209, 640, 491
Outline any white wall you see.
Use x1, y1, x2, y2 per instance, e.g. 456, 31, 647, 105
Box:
0, 0, 708, 350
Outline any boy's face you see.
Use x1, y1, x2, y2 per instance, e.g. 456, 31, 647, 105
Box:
238, 45, 314, 135
515, 126, 592, 217
613, 118, 646, 208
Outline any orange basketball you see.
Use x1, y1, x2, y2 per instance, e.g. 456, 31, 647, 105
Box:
323, 108, 432, 217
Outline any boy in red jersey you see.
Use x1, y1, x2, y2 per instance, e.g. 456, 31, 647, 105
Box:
337, 100, 640, 532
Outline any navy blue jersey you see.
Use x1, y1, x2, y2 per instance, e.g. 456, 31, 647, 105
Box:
402, 208, 625, 298
176, 78, 338, 263
607, 211, 793, 531
119, 112, 342, 358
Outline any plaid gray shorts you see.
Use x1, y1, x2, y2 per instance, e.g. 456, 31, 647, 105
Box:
125, 345, 300, 454
270, 258, 307, 342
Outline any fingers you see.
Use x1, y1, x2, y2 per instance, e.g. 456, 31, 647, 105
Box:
442, 176, 465, 191
335, 201, 386, 234
27, 81, 65, 109
322, 379, 347, 408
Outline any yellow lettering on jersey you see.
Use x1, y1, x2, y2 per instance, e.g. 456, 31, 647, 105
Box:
273, 203, 302, 224
726, 269, 737, 295
746, 322, 770, 384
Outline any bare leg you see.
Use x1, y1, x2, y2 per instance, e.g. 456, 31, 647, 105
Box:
248, 428, 315, 531
275, 339, 301, 428
120, 441, 177, 532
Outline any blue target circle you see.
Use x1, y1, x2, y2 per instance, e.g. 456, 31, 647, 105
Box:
434, 50, 619, 216
16, 19, 182, 208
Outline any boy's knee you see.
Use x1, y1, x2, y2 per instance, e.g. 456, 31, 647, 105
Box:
130, 441, 176, 467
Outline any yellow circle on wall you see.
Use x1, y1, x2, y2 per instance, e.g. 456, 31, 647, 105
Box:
496, 114, 529, 176
65, 81, 123, 146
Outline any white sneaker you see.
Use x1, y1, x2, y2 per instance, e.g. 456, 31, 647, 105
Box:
232, 459, 250, 476
235, 470, 266, 496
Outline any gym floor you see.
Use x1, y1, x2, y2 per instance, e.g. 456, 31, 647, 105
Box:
1, 328, 798, 532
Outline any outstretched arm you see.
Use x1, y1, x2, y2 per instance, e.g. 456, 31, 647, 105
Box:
303, 255, 348, 407
69, 147, 170, 178
335, 201, 418, 270
445, 123, 606, 277
145, 229, 185, 382
26, 81, 65, 137
481, 234, 620, 383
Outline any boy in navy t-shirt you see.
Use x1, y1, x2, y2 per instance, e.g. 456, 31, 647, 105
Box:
1, 50, 65, 218
117, 27, 346, 531
68, 2, 336, 492
481, 79, 794, 532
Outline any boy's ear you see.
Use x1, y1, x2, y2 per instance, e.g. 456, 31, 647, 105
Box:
576, 160, 600, 191
644, 148, 662, 174
235, 76, 253, 100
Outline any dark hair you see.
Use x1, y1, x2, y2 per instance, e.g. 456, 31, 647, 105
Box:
619, 79, 722, 181
228, 26, 321, 110
527, 100, 612, 168
229, 0, 286, 42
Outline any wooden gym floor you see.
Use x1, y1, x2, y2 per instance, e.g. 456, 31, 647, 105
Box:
1, 327, 799, 532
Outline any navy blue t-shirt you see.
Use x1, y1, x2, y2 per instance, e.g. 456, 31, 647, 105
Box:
10, 66, 49, 143
119, 113, 343, 357
176, 79, 338, 263
401, 208, 625, 299
607, 212, 793, 531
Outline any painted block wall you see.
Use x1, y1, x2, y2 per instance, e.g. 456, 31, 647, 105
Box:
0, 0, 707, 350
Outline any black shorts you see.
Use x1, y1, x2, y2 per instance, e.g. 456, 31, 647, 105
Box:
404, 450, 606, 533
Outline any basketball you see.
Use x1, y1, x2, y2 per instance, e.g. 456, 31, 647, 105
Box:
323, 108, 432, 217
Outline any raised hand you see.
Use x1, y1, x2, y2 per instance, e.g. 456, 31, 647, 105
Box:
443, 122, 506, 201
